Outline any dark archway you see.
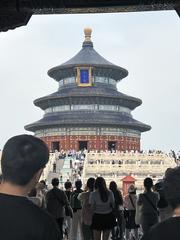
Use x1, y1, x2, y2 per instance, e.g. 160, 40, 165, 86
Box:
108, 141, 117, 151
79, 141, 88, 151
51, 141, 60, 152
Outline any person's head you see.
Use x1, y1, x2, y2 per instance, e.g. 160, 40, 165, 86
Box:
128, 184, 136, 194
51, 178, 59, 187
1, 134, 49, 188
109, 181, 118, 192
75, 180, 82, 190
144, 177, 153, 191
36, 182, 44, 191
40, 180, 46, 187
154, 181, 163, 192
95, 177, 106, 190
164, 166, 180, 210
39, 180, 46, 190
64, 181, 72, 190
95, 177, 108, 202
86, 177, 95, 191
109, 180, 123, 204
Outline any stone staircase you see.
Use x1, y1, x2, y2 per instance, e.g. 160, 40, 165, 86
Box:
60, 156, 72, 186
41, 153, 74, 188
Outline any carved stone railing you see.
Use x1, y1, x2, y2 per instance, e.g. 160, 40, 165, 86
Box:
82, 151, 176, 189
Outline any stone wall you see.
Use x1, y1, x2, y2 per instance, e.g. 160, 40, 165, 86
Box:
41, 135, 140, 151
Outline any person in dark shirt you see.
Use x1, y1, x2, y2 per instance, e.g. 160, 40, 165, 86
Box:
142, 167, 180, 240
46, 178, 70, 239
70, 180, 83, 240
154, 181, 173, 221
137, 177, 159, 234
109, 181, 124, 240
0, 134, 60, 240
64, 181, 73, 238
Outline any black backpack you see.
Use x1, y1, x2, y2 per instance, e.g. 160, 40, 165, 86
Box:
70, 190, 82, 210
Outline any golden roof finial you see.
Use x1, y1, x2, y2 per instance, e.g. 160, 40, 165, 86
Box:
84, 27, 92, 42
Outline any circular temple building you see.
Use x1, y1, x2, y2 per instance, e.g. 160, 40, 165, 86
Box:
25, 28, 151, 152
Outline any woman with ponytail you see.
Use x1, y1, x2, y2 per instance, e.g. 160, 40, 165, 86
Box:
89, 177, 116, 240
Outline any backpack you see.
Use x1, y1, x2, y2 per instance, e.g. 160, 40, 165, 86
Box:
70, 190, 82, 210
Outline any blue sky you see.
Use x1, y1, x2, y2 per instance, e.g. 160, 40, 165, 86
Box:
0, 10, 179, 151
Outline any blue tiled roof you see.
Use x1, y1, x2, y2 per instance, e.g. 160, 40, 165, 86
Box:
25, 111, 151, 132
34, 86, 142, 110
61, 42, 114, 66
48, 41, 128, 81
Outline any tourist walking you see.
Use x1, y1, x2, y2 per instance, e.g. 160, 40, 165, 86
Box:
109, 181, 124, 240
0, 134, 60, 240
78, 177, 95, 240
142, 167, 180, 240
64, 181, 73, 239
154, 181, 173, 222
124, 185, 139, 240
90, 177, 116, 240
70, 180, 83, 240
137, 178, 159, 234
46, 178, 70, 240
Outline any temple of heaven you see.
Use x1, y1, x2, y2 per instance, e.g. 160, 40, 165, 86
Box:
25, 28, 151, 152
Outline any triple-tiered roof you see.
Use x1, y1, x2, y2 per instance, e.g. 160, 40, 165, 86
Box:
25, 28, 150, 133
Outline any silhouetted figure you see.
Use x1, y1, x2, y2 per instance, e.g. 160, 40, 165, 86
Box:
109, 181, 124, 240
154, 181, 172, 221
0, 134, 60, 240
64, 181, 73, 238
137, 178, 159, 234
46, 178, 70, 240
70, 180, 83, 240
142, 166, 180, 240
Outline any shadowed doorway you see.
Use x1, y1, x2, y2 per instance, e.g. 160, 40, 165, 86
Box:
51, 141, 60, 152
79, 141, 88, 151
108, 141, 116, 151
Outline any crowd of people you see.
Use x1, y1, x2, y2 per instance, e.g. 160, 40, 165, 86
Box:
54, 150, 87, 161
0, 134, 180, 240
